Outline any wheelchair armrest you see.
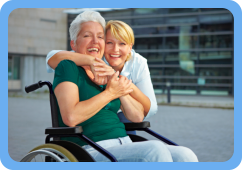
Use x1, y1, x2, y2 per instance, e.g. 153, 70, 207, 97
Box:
124, 121, 150, 131
45, 126, 83, 135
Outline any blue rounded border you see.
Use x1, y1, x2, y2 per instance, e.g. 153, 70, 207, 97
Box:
2, 0, 241, 169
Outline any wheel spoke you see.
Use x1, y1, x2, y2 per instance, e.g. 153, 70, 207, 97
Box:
40, 154, 43, 162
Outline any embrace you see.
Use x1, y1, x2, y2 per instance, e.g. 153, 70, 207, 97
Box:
46, 10, 198, 162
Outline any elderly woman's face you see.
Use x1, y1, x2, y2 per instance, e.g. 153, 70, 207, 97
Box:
71, 21, 105, 59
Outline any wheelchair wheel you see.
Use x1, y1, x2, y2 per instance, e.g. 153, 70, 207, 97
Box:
20, 144, 78, 162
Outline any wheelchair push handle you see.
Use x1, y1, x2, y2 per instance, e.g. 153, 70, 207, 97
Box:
25, 81, 54, 94
25, 81, 43, 93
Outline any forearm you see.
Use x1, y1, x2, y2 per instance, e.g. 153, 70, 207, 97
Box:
62, 90, 114, 127
120, 95, 144, 123
48, 51, 94, 70
129, 83, 151, 117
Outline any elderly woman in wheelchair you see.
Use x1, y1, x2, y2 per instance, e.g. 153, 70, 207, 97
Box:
21, 11, 198, 162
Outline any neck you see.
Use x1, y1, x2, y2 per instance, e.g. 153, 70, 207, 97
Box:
113, 64, 124, 73
82, 66, 94, 80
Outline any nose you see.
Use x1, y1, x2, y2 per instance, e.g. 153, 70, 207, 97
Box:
93, 36, 98, 44
113, 43, 119, 52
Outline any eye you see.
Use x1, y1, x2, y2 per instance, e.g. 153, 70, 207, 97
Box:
120, 43, 126, 45
84, 35, 89, 37
98, 36, 104, 39
106, 42, 112, 44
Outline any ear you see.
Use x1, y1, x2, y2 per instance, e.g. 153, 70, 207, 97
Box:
70, 40, 76, 52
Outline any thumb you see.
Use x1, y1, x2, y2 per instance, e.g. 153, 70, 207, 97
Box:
111, 71, 119, 80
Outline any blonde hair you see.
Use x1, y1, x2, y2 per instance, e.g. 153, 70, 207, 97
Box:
105, 20, 134, 61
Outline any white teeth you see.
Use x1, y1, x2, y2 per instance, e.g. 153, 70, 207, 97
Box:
87, 48, 99, 52
110, 55, 120, 58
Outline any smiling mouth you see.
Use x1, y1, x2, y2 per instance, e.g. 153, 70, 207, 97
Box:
110, 54, 120, 58
87, 48, 99, 52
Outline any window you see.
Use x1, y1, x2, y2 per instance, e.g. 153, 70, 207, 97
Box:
199, 35, 232, 48
8, 56, 20, 80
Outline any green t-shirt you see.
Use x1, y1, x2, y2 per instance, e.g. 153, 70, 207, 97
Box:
52, 60, 127, 146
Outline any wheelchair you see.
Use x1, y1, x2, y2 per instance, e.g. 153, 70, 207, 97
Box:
20, 81, 178, 162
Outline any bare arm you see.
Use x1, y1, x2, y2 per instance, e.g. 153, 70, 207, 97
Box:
129, 83, 151, 117
118, 75, 144, 122
48, 51, 116, 85
48, 51, 94, 70
54, 71, 133, 127
120, 95, 144, 123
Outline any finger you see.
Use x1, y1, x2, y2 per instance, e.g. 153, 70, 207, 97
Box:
104, 77, 108, 84
125, 78, 131, 86
93, 63, 105, 67
95, 57, 106, 64
94, 68, 109, 72
94, 75, 99, 84
119, 75, 126, 83
127, 79, 132, 87
128, 89, 133, 93
120, 76, 129, 85
111, 71, 119, 80
124, 88, 133, 95
99, 71, 115, 76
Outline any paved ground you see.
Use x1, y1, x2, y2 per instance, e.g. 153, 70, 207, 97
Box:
156, 94, 234, 109
9, 92, 234, 109
8, 95, 234, 162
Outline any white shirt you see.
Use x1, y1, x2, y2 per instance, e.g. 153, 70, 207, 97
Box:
46, 49, 157, 120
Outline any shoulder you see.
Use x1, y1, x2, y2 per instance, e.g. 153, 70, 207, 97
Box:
58, 59, 77, 68
131, 49, 147, 65
55, 60, 80, 75
130, 49, 148, 72
53, 60, 81, 90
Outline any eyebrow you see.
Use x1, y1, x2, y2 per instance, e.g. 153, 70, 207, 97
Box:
83, 31, 104, 35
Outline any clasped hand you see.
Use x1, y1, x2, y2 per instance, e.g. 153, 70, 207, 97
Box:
90, 57, 115, 85
105, 71, 133, 99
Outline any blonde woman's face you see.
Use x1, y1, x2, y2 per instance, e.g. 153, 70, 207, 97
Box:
71, 21, 105, 59
104, 29, 132, 72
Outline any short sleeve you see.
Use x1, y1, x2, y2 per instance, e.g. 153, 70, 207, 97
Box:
52, 60, 79, 90
46, 50, 64, 73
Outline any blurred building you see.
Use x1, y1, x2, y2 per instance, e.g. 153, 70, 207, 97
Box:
66, 8, 234, 96
8, 8, 234, 96
8, 8, 69, 92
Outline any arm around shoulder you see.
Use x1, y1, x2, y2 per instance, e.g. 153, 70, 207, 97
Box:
47, 50, 95, 71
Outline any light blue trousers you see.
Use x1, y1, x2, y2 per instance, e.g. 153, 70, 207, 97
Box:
82, 136, 198, 162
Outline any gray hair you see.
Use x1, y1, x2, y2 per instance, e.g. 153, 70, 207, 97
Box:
69, 11, 106, 44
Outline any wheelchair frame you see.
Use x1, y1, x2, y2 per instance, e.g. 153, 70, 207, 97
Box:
22, 80, 178, 162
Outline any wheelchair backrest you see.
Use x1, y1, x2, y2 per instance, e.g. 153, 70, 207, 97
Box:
49, 92, 59, 127
25, 81, 59, 127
